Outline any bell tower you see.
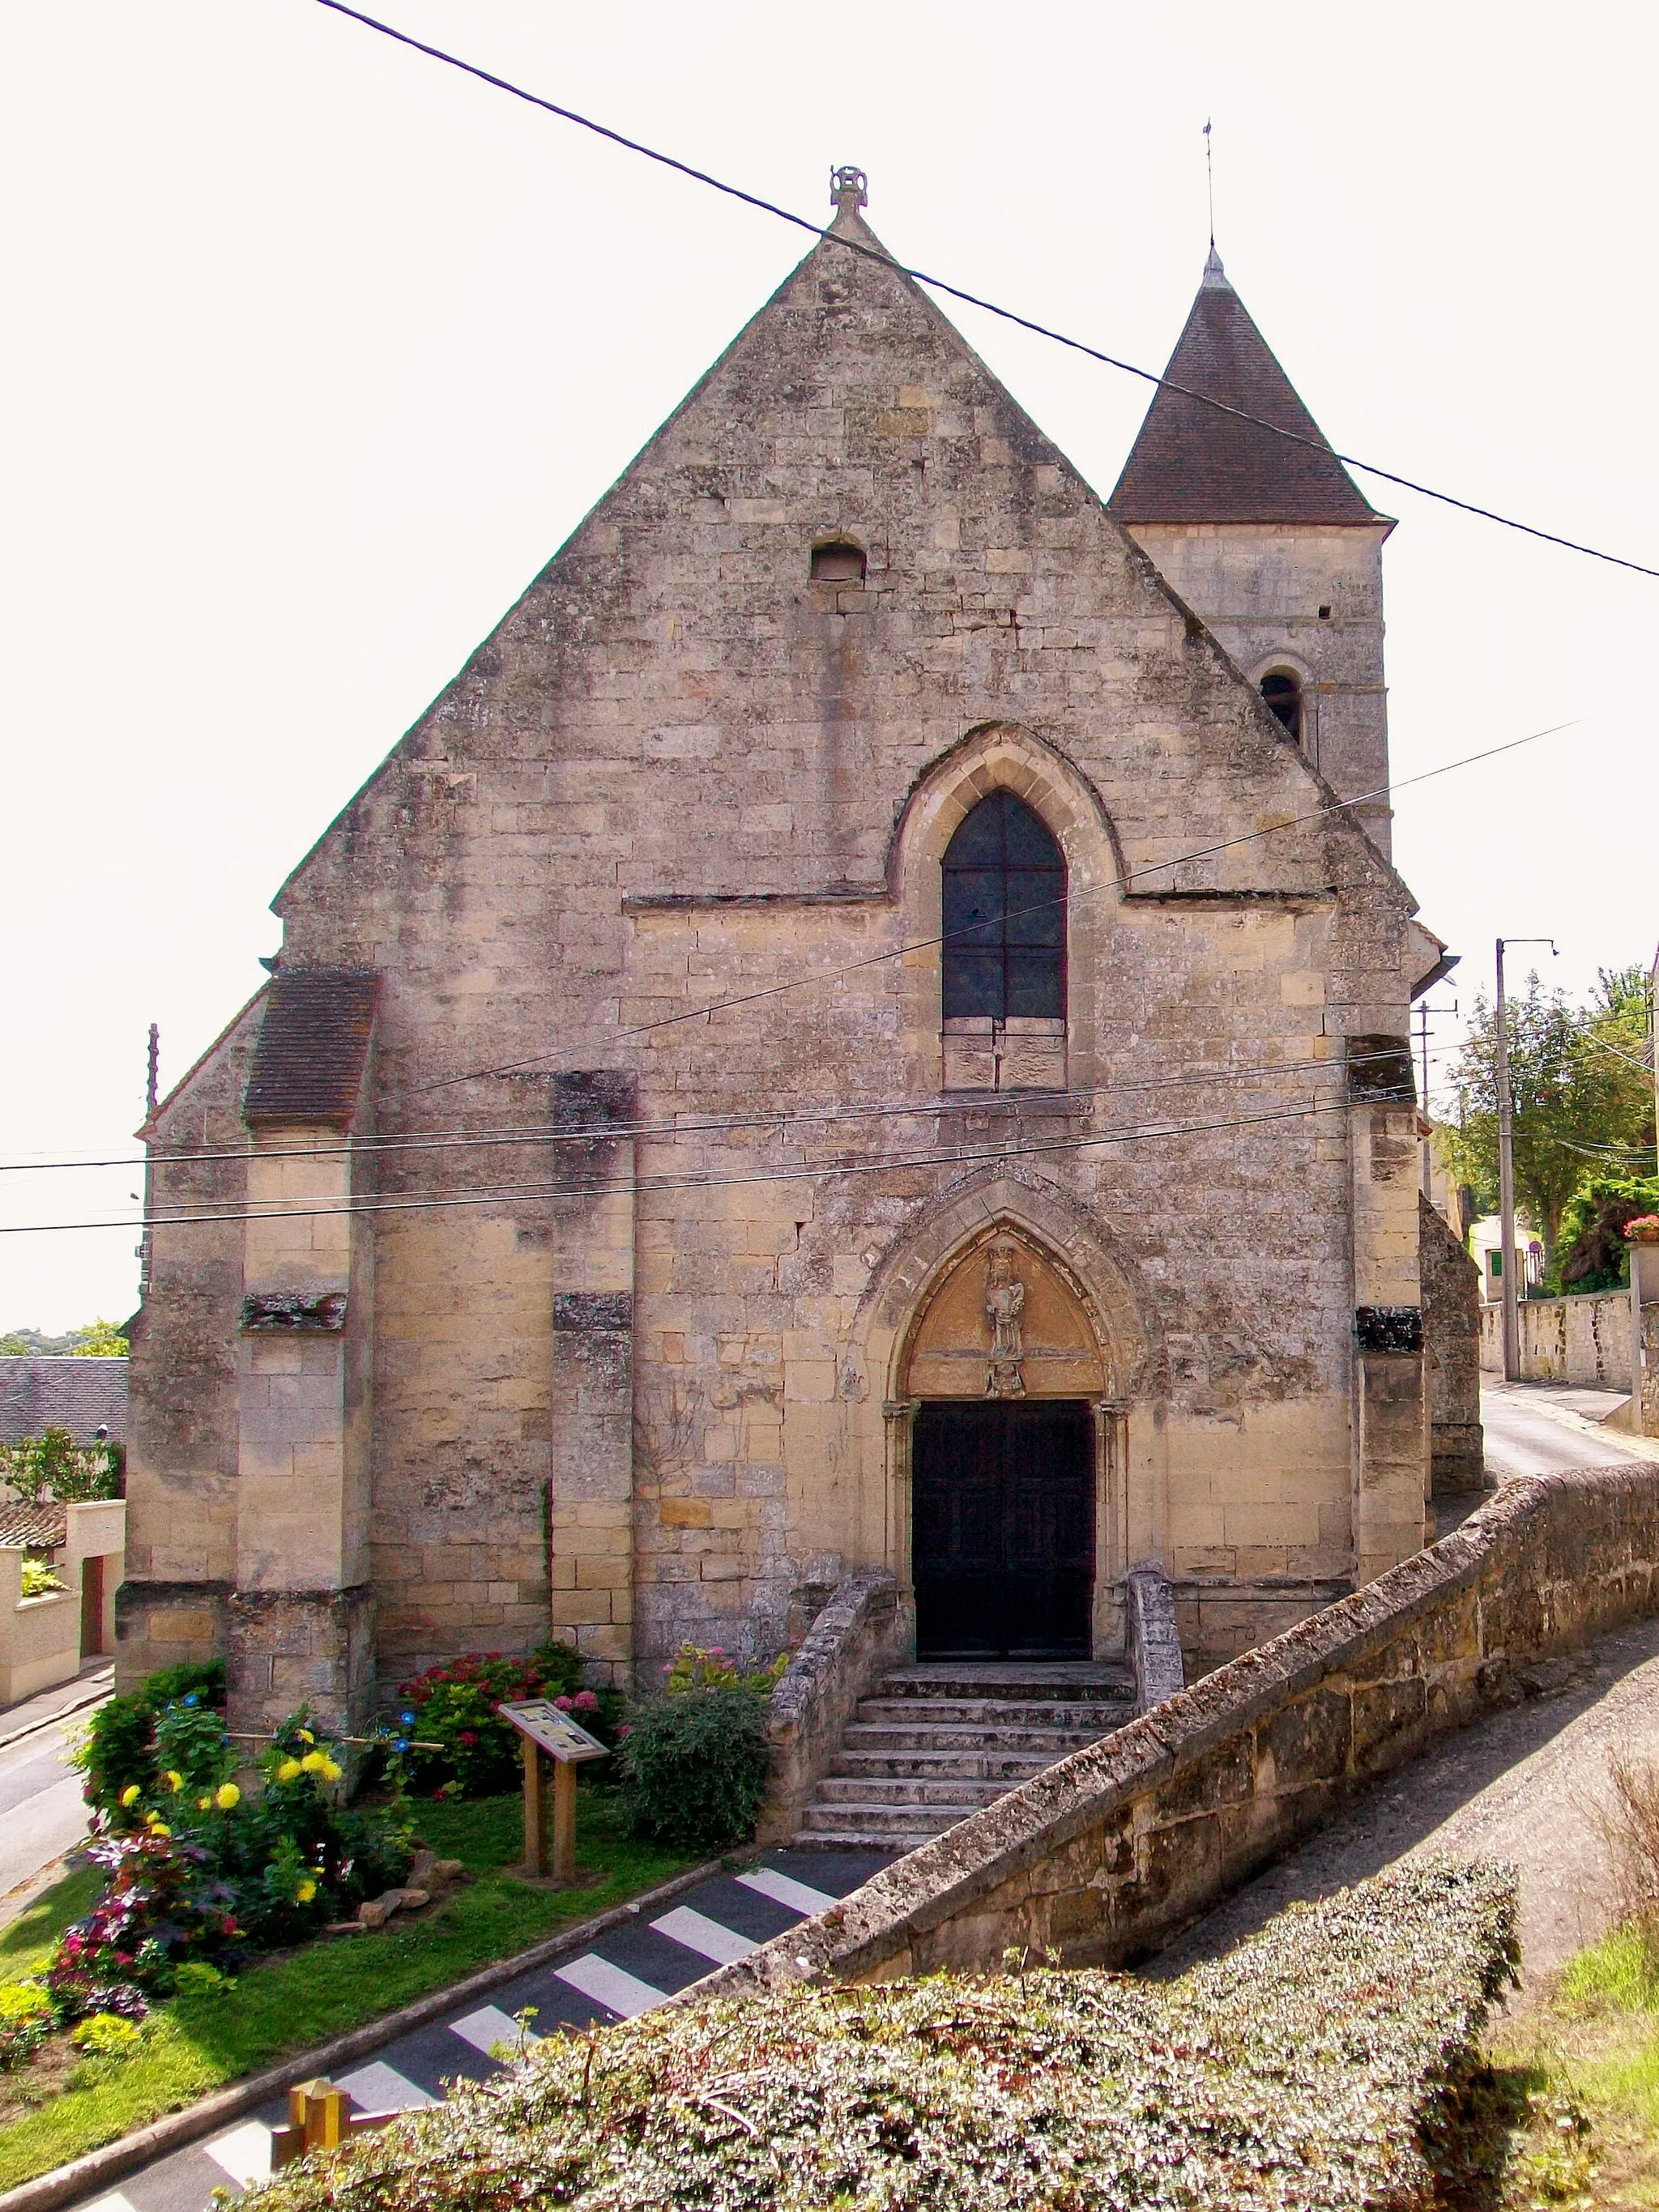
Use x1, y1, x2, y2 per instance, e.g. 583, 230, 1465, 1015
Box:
1110, 248, 1396, 855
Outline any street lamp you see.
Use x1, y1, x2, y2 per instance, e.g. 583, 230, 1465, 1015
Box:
1495, 936, 1558, 1383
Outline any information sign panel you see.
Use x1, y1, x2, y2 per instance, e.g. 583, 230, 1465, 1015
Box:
500, 1699, 609, 1764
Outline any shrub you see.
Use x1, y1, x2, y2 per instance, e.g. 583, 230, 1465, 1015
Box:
661, 1642, 789, 1697
399, 1644, 586, 1797
70, 2011, 143, 2055
1556, 1174, 1659, 1291
618, 1686, 772, 1854
249, 1859, 1520, 2212
0, 1984, 53, 2070
73, 1662, 225, 1819
19, 1559, 65, 1598
47, 1705, 414, 2015
0, 1426, 123, 1504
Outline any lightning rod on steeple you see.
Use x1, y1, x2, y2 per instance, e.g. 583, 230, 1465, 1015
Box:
1204, 119, 1215, 247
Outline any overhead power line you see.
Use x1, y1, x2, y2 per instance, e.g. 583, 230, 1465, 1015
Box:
313, 0, 1659, 582
0, 1089, 1364, 1238
396, 718, 1572, 1101
0, 1041, 1462, 1179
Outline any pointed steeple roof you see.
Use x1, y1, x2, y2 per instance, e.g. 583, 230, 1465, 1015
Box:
1108, 250, 1380, 525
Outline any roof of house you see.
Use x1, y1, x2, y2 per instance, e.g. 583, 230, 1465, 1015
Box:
1108, 248, 1380, 526
0, 1358, 128, 1446
243, 967, 379, 1126
0, 1502, 68, 1549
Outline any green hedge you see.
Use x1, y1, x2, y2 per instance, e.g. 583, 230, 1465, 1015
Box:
249, 1857, 1518, 2212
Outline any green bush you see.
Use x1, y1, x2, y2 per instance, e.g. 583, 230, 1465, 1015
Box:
1557, 1174, 1659, 1292
399, 1644, 587, 1797
73, 1661, 225, 1819
618, 1686, 772, 1854
0, 1983, 53, 2069
249, 1859, 1520, 2212
0, 1427, 123, 1504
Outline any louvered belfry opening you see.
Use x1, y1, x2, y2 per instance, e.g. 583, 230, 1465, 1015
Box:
940, 791, 1065, 1024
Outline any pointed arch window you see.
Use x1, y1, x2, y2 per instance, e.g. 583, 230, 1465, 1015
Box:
941, 791, 1066, 1021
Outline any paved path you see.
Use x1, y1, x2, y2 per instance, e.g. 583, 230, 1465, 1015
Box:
70, 1847, 891, 2212
0, 1666, 109, 1924
1154, 1383, 1659, 1993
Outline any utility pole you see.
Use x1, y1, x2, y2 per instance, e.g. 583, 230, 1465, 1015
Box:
1413, 998, 1458, 1200
1495, 938, 1556, 1383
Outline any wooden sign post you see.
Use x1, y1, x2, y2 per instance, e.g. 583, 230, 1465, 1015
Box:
500, 1700, 609, 1882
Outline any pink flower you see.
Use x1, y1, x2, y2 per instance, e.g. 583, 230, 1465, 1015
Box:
574, 1690, 599, 1711
553, 1695, 574, 1711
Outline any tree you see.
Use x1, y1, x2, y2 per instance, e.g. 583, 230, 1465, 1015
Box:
0, 1319, 130, 1357
1441, 965, 1656, 1272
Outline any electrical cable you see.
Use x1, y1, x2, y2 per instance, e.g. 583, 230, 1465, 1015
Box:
0, 1040, 1464, 1179
395, 718, 1573, 1102
2, 1088, 1371, 1236
312, 0, 1659, 582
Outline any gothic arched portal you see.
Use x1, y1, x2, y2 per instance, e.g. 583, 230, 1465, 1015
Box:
897, 1226, 1117, 1660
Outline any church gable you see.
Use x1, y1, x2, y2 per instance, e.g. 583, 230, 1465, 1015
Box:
273, 189, 1408, 976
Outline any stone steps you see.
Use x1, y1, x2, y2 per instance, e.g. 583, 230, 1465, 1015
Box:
795, 1660, 1136, 1851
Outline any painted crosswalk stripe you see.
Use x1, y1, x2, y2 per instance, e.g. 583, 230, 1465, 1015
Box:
204, 2120, 274, 2189
339, 2060, 437, 2111
449, 2004, 542, 2059
553, 1951, 667, 2018
650, 1904, 757, 1966
735, 1866, 838, 1916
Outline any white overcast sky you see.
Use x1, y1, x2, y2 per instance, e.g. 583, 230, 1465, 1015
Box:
3, 0, 1656, 1330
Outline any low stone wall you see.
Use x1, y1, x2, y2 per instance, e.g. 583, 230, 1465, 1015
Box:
758, 1568, 901, 1843
1126, 1564, 1183, 1711
697, 1463, 1659, 1994
1479, 1292, 1631, 1389
0, 1552, 79, 1704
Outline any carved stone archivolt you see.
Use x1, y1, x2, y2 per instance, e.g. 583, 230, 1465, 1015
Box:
902, 1228, 1108, 1400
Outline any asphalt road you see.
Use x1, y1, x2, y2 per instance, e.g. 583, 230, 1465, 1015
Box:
0, 1704, 96, 1913
1154, 1381, 1659, 1991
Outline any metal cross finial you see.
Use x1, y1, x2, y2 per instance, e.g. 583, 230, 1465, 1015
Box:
830, 164, 868, 217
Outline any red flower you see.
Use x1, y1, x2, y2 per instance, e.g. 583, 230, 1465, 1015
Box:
458, 1730, 478, 1747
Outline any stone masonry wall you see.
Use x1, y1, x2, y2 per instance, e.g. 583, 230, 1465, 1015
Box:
692, 1461, 1659, 1994
1420, 1196, 1483, 1493
130, 194, 1431, 1688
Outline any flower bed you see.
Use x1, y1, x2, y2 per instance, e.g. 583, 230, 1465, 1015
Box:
247, 1859, 1520, 2212
399, 1644, 621, 1797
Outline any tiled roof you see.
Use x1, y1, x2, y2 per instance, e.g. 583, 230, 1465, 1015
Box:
0, 1502, 68, 1549
243, 967, 379, 1126
0, 1358, 128, 1446
1108, 250, 1379, 526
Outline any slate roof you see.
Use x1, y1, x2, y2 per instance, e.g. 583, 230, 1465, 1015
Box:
0, 1358, 128, 1446
1108, 249, 1379, 526
243, 967, 379, 1126
0, 1502, 68, 1550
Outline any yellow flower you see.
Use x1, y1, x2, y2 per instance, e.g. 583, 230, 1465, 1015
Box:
299, 1750, 325, 1773
215, 1784, 241, 1810
119, 1784, 141, 1808
164, 1771, 184, 1792
198, 1796, 211, 1810
275, 1758, 302, 1784
149, 1821, 172, 1838
318, 1756, 342, 1784
296, 1729, 314, 1745
296, 1878, 317, 1904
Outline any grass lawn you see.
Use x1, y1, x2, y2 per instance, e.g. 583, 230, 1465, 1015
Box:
0, 1789, 693, 2193
1490, 1920, 1659, 2207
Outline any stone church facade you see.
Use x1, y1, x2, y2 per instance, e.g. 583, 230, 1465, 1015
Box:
124, 174, 1459, 1730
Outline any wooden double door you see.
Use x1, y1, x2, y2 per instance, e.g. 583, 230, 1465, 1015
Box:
912, 1399, 1094, 1659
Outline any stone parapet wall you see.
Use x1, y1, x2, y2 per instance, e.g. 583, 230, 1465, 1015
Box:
759, 1567, 901, 1842
693, 1463, 1659, 1996
1479, 1294, 1631, 1390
